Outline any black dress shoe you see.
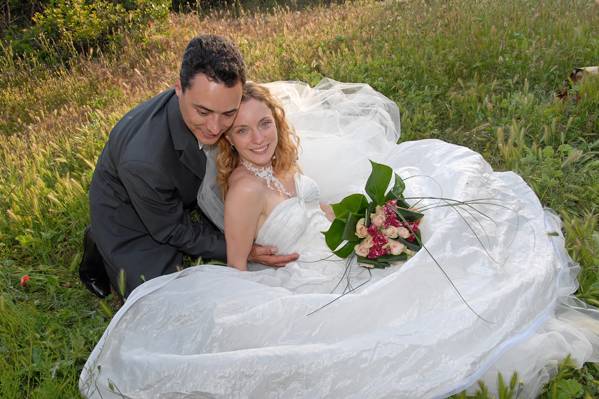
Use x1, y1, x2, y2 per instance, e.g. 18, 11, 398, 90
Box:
79, 226, 111, 298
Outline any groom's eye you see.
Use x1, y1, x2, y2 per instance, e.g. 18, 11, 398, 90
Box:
195, 107, 210, 116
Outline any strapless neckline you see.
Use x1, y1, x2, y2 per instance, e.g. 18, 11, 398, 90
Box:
257, 174, 301, 235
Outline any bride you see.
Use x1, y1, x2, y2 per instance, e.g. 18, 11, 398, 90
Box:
80, 79, 599, 399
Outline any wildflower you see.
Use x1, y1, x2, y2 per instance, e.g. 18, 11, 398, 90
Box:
19, 275, 30, 287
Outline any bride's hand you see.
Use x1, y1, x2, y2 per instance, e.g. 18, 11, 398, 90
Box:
320, 203, 335, 221
249, 244, 299, 267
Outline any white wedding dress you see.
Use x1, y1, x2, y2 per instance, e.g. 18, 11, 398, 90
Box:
80, 79, 599, 399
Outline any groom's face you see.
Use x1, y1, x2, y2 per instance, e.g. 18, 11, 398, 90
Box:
176, 73, 243, 146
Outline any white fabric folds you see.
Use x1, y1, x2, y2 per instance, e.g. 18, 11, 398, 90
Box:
80, 79, 599, 399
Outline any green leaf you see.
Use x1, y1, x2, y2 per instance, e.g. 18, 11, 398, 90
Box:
397, 237, 422, 251
342, 212, 362, 241
334, 241, 355, 258
323, 218, 346, 251
555, 379, 583, 399
395, 207, 424, 222
356, 256, 390, 269
387, 173, 405, 199
331, 193, 369, 219
365, 160, 392, 205
375, 253, 408, 262
365, 202, 376, 226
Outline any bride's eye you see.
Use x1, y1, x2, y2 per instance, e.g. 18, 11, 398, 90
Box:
260, 120, 273, 129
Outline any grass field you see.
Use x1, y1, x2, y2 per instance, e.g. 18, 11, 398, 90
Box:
1, 0, 598, 397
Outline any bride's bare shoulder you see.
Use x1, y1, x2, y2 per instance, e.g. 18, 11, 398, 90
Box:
226, 167, 266, 203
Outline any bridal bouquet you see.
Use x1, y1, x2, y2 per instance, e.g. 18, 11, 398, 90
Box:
324, 161, 423, 269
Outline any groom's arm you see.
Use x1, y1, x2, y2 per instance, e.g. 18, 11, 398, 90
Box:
249, 245, 299, 267
119, 160, 226, 260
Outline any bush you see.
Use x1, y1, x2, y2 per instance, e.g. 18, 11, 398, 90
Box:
3, 0, 170, 64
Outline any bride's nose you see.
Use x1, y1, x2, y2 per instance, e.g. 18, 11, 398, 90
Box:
250, 127, 266, 143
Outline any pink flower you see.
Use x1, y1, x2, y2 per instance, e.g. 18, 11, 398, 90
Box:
355, 218, 368, 238
354, 242, 370, 257
19, 275, 30, 287
367, 243, 390, 258
383, 201, 400, 228
362, 235, 374, 248
372, 214, 386, 228
387, 240, 406, 255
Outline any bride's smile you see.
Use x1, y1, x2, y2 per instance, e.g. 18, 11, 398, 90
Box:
227, 97, 278, 166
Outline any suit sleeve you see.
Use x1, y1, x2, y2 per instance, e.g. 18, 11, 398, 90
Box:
119, 160, 226, 260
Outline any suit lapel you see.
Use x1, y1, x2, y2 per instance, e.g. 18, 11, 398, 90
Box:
167, 93, 207, 179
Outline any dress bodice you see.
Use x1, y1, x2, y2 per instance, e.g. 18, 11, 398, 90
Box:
255, 174, 329, 255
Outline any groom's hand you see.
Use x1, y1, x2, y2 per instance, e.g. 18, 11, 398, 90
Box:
249, 245, 299, 267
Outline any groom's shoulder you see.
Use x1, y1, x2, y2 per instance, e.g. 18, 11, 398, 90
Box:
118, 89, 176, 130
107, 89, 178, 165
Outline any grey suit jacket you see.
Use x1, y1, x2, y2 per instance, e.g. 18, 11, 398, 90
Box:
89, 89, 226, 295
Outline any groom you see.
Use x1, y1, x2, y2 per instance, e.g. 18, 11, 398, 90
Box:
79, 35, 298, 299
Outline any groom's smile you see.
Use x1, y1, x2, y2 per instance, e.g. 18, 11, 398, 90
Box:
175, 73, 243, 146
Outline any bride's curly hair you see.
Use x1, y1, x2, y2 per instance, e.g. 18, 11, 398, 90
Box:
217, 82, 300, 196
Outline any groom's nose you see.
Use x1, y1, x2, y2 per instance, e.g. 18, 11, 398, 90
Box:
206, 114, 220, 134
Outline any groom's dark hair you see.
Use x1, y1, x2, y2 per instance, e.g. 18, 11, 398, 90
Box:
179, 35, 246, 91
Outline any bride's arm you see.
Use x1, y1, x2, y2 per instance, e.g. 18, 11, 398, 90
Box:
224, 180, 264, 271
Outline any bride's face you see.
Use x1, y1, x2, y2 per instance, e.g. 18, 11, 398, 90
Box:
227, 98, 278, 166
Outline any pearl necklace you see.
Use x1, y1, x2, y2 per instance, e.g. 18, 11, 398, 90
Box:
240, 158, 293, 198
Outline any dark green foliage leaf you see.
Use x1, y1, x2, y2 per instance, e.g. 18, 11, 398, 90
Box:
323, 218, 346, 251
357, 253, 408, 269
397, 237, 422, 252
386, 173, 406, 200
395, 207, 424, 222
331, 193, 369, 219
334, 241, 356, 258
342, 212, 362, 241
365, 161, 392, 205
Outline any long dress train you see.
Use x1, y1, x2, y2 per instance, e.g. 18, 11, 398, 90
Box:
80, 79, 599, 399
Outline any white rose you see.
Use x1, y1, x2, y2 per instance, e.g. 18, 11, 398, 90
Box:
382, 226, 399, 238
354, 242, 370, 257
387, 239, 406, 255
355, 218, 368, 238
397, 226, 411, 239
372, 214, 386, 228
